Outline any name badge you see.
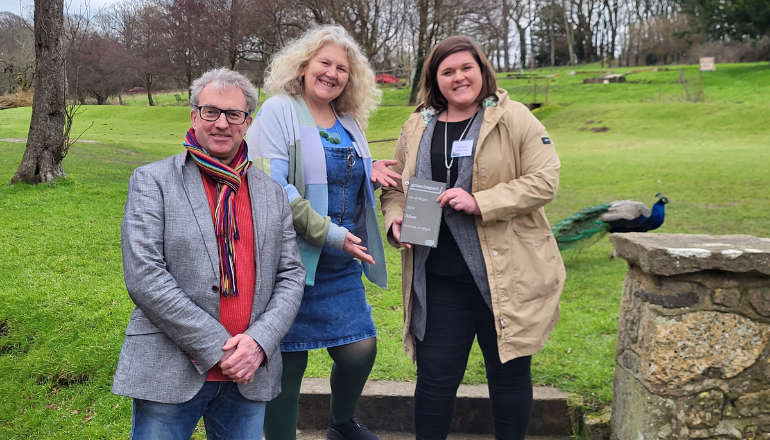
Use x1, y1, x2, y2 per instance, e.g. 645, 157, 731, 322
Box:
450, 139, 474, 158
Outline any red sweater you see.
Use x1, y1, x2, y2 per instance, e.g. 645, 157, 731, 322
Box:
201, 171, 256, 381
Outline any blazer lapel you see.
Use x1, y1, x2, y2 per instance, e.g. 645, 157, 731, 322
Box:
180, 154, 219, 276
247, 168, 268, 260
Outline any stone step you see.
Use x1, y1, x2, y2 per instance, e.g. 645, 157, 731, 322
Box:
296, 430, 572, 440
297, 379, 572, 437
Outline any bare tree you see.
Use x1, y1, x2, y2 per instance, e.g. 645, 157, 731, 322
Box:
407, 0, 470, 104
532, 0, 574, 66
601, 0, 620, 61
12, 0, 66, 184
252, 0, 308, 55
561, 0, 577, 64
409, 0, 440, 105
570, 0, 600, 62
68, 33, 134, 104
211, 0, 263, 70
0, 12, 34, 94
500, 0, 512, 70
298, 0, 407, 66
62, 5, 96, 103
510, 0, 535, 69
135, 4, 168, 105
466, 2, 508, 71
237, 0, 309, 86
164, 0, 221, 95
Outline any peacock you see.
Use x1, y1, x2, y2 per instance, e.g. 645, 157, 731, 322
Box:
552, 193, 669, 251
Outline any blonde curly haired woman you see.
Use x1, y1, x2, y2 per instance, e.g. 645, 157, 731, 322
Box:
247, 25, 400, 440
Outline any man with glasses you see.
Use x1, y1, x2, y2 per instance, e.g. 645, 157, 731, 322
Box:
112, 67, 305, 439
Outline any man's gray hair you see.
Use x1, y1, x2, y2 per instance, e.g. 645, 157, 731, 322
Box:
190, 68, 259, 114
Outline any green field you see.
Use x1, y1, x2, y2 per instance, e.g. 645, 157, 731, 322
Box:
1, 61, 769, 438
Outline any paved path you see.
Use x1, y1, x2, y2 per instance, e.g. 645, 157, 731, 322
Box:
0, 137, 99, 144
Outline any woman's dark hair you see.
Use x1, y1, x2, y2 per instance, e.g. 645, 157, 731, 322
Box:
419, 35, 498, 111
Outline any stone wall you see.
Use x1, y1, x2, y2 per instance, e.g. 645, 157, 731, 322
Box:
610, 233, 770, 440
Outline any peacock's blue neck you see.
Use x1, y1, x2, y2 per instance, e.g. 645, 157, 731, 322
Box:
643, 201, 666, 231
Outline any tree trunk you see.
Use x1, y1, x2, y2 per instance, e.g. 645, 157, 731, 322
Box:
409, 0, 430, 106
561, 0, 577, 65
12, 0, 66, 184
604, 0, 618, 61
409, 53, 425, 106
517, 23, 527, 70
145, 72, 154, 106
549, 4, 556, 66
228, 0, 238, 69
502, 0, 511, 71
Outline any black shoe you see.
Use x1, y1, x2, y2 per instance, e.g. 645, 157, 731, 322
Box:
327, 418, 379, 440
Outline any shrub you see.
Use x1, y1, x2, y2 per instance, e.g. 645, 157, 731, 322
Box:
0, 89, 33, 109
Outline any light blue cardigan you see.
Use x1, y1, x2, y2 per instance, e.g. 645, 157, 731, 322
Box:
246, 95, 387, 289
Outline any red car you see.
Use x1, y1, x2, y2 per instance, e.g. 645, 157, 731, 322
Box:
376, 73, 399, 85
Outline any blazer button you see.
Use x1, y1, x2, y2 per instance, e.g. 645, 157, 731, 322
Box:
212, 285, 219, 293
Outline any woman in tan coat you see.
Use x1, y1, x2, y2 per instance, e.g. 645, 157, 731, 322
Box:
380, 36, 565, 439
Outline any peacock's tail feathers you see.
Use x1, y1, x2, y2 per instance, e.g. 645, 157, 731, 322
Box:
551, 203, 611, 233
552, 203, 612, 251
557, 225, 610, 251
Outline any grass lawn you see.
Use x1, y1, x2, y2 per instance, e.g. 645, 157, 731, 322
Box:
0, 61, 769, 438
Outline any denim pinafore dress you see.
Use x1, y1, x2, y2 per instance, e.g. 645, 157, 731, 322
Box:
279, 119, 377, 351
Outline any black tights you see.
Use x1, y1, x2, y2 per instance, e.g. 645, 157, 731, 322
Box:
414, 275, 533, 440
263, 337, 377, 440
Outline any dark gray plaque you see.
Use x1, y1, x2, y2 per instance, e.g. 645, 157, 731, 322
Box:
400, 178, 445, 247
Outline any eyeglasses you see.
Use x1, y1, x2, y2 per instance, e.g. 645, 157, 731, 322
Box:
195, 105, 249, 125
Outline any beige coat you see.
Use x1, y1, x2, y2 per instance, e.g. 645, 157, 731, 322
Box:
380, 89, 566, 363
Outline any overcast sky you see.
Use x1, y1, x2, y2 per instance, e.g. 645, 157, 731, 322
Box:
0, 0, 121, 17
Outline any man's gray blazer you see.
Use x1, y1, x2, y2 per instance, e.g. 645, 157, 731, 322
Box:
112, 151, 305, 404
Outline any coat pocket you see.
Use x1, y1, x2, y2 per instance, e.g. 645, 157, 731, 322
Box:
511, 229, 563, 304
125, 315, 161, 335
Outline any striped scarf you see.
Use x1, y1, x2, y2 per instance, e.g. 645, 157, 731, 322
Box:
184, 128, 251, 297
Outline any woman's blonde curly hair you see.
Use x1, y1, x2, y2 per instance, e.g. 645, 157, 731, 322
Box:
264, 25, 381, 129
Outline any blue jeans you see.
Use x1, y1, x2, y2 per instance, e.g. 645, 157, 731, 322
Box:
131, 382, 266, 440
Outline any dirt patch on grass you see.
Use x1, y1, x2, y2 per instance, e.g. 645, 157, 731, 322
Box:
579, 120, 610, 132
578, 126, 611, 132
37, 371, 91, 390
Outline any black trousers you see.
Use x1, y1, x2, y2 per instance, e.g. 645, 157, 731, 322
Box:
414, 275, 533, 440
